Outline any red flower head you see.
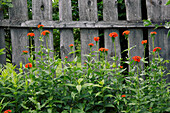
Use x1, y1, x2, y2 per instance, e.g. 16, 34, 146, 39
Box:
22, 50, 28, 54
150, 31, 157, 35
98, 47, 105, 52
4, 109, 12, 113
104, 48, 109, 52
120, 66, 123, 69
109, 32, 118, 38
38, 24, 44, 28
94, 37, 100, 42
121, 95, 126, 97
27, 33, 35, 37
41, 30, 50, 36
65, 56, 68, 59
122, 30, 130, 36
88, 43, 94, 47
25, 63, 32, 68
69, 44, 74, 47
132, 56, 142, 62
141, 40, 147, 45
153, 47, 161, 52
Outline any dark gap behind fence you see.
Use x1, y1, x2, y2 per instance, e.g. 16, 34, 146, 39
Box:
52, 0, 59, 20
99, 29, 104, 48
28, 0, 32, 20
3, 5, 9, 19
97, 0, 103, 21
119, 28, 128, 75
118, 0, 126, 20
72, 0, 79, 21
53, 29, 60, 59
73, 28, 81, 62
4, 28, 12, 63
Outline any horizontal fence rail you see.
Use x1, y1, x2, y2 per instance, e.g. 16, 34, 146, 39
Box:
0, 0, 170, 82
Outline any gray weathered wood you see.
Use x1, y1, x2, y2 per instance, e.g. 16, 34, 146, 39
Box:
125, 0, 142, 21
0, 20, 166, 28
147, 0, 170, 82
78, 0, 99, 63
0, 9, 6, 65
146, 0, 163, 22
9, 0, 29, 66
59, 0, 74, 61
103, 0, 120, 61
125, 0, 143, 61
103, 0, 121, 63
32, 0, 54, 58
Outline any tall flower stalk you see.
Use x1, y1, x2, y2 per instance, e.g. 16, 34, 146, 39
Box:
141, 40, 147, 60
94, 37, 100, 61
109, 32, 118, 58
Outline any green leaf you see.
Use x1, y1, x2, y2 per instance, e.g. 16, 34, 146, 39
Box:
104, 104, 115, 108
78, 78, 83, 84
165, 0, 170, 5
95, 92, 102, 97
76, 85, 82, 93
167, 30, 170, 38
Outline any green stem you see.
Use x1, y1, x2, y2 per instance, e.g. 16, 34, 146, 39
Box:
152, 37, 155, 50
96, 42, 99, 61
137, 63, 140, 110
114, 41, 116, 58
128, 37, 131, 72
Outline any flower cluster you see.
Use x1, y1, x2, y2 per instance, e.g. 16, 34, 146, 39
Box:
132, 56, 142, 62
22, 50, 28, 54
27, 33, 35, 37
94, 37, 100, 42
4, 110, 12, 113
41, 30, 50, 36
109, 32, 118, 38
38, 24, 44, 28
141, 40, 147, 45
69, 44, 74, 47
25, 63, 32, 68
98, 48, 109, 52
153, 47, 161, 52
122, 30, 130, 36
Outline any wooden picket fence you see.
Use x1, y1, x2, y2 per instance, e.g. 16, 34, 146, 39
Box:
0, 0, 170, 81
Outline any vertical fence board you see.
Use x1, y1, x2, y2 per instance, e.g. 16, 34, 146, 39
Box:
146, 0, 170, 82
125, 0, 144, 66
78, 0, 98, 63
0, 9, 6, 65
32, 0, 54, 58
9, 0, 29, 66
59, 0, 74, 61
103, 0, 121, 63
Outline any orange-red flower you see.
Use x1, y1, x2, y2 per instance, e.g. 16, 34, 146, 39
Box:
65, 56, 68, 59
153, 47, 161, 52
23, 50, 28, 54
98, 48, 109, 52
120, 66, 123, 69
25, 63, 32, 68
98, 47, 105, 52
88, 43, 94, 47
109, 32, 118, 38
132, 56, 141, 62
41, 30, 50, 36
141, 40, 147, 44
122, 30, 130, 35
69, 44, 74, 47
150, 31, 157, 35
104, 48, 109, 52
27, 33, 35, 37
4, 109, 12, 113
38, 24, 44, 28
121, 95, 126, 97
94, 37, 100, 42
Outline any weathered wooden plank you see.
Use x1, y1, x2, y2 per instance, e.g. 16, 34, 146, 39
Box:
125, 0, 142, 21
147, 0, 170, 82
9, 0, 29, 66
125, 0, 144, 63
59, 0, 74, 61
78, 0, 99, 63
32, 0, 54, 58
103, 0, 121, 63
0, 9, 6, 65
0, 20, 167, 28
146, 0, 163, 22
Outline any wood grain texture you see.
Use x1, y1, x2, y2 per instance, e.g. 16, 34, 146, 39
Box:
103, 0, 121, 63
147, 0, 170, 82
0, 10, 6, 64
9, 0, 29, 66
103, 0, 118, 21
59, 0, 74, 61
32, 0, 54, 58
146, 0, 163, 22
78, 0, 98, 63
125, 0, 142, 21
0, 20, 166, 28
